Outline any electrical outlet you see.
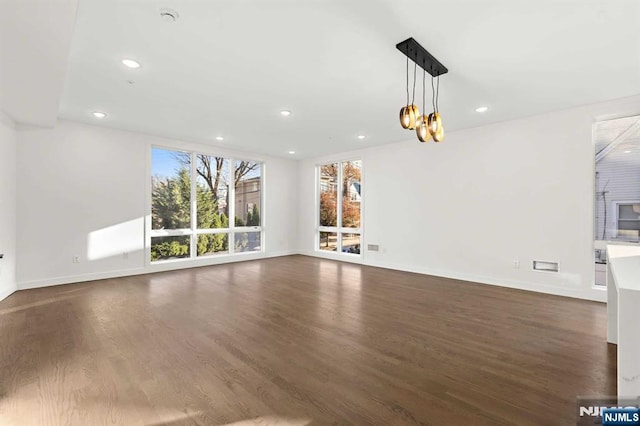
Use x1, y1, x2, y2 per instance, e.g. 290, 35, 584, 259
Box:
122, 252, 129, 260
513, 259, 520, 269
72, 255, 80, 264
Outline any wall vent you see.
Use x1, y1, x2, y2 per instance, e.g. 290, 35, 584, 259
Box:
367, 244, 380, 252
532, 260, 559, 272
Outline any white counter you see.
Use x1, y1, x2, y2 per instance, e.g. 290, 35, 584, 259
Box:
607, 244, 640, 397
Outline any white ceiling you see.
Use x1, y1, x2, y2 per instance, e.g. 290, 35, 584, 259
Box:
1, 0, 78, 127
58, 0, 640, 158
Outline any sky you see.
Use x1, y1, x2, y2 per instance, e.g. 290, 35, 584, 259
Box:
152, 148, 183, 178
152, 148, 261, 181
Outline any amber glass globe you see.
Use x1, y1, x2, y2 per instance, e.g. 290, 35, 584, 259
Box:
427, 112, 442, 136
416, 115, 431, 142
433, 125, 445, 142
407, 104, 420, 130
399, 106, 411, 129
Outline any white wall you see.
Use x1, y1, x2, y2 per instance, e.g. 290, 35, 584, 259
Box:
16, 120, 298, 289
298, 95, 640, 302
0, 111, 17, 301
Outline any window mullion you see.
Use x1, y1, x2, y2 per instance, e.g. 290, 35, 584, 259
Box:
229, 158, 236, 254
337, 162, 343, 254
190, 152, 197, 258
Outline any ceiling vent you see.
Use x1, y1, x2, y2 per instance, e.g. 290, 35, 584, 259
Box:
159, 8, 179, 23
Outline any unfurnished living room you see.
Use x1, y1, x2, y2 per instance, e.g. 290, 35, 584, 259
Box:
1, 1, 640, 425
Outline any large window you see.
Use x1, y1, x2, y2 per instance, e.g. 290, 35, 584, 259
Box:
151, 148, 262, 262
317, 160, 362, 255
593, 115, 640, 286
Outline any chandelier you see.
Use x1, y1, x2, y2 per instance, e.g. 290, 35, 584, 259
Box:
396, 38, 448, 143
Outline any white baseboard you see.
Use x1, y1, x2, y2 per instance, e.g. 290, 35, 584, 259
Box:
15, 248, 606, 303
0, 285, 16, 302
18, 250, 297, 290
297, 250, 606, 303
297, 249, 364, 265
18, 267, 146, 290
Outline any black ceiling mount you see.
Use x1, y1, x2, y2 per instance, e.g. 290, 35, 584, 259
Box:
396, 37, 448, 77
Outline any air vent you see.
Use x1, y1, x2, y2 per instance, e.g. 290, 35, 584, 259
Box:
532, 260, 559, 273
367, 244, 380, 252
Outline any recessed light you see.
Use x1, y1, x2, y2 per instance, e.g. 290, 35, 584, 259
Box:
475, 106, 489, 113
92, 111, 107, 119
280, 110, 291, 117
121, 58, 141, 69
357, 135, 366, 140
216, 136, 224, 141
624, 150, 632, 153
288, 151, 296, 155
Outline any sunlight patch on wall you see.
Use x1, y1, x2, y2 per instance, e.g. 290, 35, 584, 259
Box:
87, 218, 144, 260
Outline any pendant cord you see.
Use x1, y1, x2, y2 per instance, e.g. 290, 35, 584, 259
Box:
431, 75, 436, 112
405, 56, 409, 106
411, 62, 417, 106
422, 68, 426, 119
436, 75, 440, 113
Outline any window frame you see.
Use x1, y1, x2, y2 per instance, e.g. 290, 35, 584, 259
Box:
316, 159, 363, 257
148, 146, 264, 264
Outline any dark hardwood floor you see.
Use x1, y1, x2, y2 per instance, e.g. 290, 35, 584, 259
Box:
0, 255, 615, 425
